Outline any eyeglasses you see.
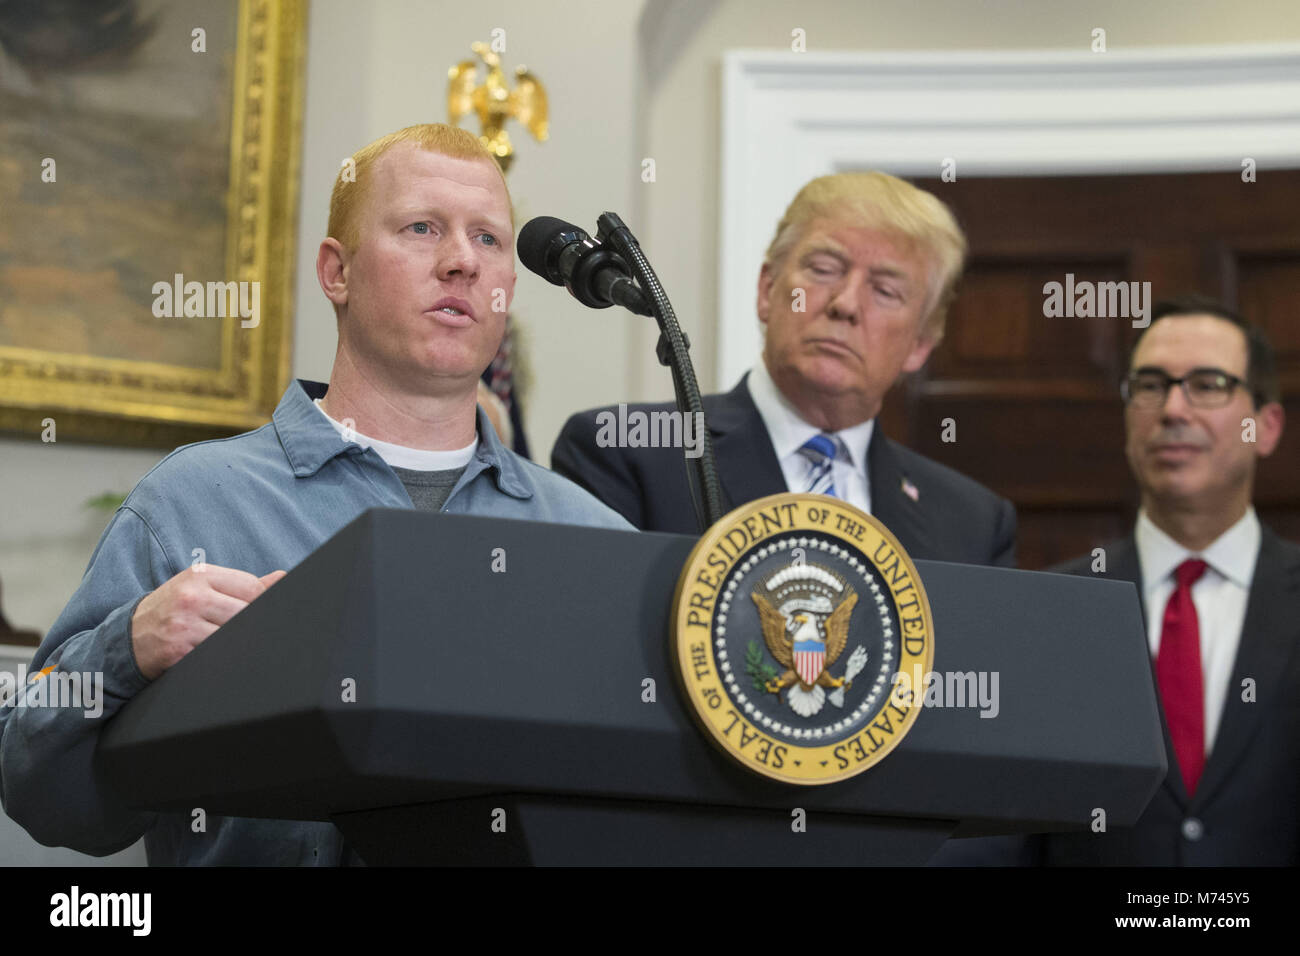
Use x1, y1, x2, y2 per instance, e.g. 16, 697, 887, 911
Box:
1121, 368, 1246, 409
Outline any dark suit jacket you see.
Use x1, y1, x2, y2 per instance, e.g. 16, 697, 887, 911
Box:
1039, 528, 1300, 865
551, 375, 1016, 567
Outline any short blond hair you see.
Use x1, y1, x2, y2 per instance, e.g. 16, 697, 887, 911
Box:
763, 172, 967, 343
327, 123, 511, 252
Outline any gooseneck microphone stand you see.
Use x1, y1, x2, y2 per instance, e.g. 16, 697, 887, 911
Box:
595, 212, 724, 533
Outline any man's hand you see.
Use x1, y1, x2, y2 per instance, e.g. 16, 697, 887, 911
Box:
129, 566, 287, 680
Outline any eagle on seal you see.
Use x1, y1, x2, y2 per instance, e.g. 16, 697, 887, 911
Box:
752, 589, 858, 716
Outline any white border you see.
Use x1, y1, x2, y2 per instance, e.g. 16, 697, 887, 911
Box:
718, 45, 1300, 387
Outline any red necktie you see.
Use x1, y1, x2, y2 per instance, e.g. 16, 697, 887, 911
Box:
1156, 558, 1208, 796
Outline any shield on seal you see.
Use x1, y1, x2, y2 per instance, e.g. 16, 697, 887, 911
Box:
791, 616, 826, 686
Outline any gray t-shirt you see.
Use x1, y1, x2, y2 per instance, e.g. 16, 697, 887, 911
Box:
390, 465, 466, 513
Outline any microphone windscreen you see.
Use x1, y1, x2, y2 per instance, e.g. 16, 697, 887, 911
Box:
517, 216, 584, 285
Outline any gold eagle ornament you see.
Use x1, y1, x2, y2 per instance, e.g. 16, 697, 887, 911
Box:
447, 41, 548, 174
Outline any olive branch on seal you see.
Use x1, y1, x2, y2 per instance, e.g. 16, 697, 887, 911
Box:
745, 640, 779, 693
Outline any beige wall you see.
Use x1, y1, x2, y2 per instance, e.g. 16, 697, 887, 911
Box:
5, 0, 1300, 637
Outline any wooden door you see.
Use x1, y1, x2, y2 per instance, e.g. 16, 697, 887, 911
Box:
885, 171, 1300, 569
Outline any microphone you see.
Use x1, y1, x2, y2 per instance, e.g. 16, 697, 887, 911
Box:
517, 216, 652, 316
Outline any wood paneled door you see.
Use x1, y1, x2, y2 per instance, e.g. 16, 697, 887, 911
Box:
884, 171, 1300, 569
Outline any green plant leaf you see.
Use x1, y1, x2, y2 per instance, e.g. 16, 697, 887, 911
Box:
85, 492, 128, 512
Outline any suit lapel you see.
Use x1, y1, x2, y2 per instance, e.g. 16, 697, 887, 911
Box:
867, 429, 937, 559
1191, 528, 1300, 809
705, 375, 788, 510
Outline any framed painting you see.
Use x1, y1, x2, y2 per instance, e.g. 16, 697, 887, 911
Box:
0, 0, 306, 447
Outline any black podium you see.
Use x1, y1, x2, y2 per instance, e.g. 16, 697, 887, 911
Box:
99, 509, 1166, 864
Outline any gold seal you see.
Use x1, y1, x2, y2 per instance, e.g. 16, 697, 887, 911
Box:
671, 493, 934, 785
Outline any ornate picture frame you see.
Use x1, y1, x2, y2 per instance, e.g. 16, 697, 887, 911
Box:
0, 0, 307, 448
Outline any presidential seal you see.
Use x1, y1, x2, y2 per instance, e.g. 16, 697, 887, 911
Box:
671, 493, 934, 785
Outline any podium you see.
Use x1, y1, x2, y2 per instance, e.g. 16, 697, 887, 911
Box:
99, 509, 1166, 864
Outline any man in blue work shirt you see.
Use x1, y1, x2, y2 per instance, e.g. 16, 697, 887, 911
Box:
0, 123, 633, 865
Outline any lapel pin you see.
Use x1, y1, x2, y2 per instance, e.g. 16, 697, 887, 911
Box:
901, 477, 919, 502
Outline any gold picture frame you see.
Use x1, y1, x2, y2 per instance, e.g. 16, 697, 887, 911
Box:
0, 0, 307, 448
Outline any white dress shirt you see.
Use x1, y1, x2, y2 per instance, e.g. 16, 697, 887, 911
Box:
1135, 507, 1260, 757
745, 362, 873, 514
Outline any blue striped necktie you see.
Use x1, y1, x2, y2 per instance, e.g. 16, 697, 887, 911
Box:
798, 433, 842, 497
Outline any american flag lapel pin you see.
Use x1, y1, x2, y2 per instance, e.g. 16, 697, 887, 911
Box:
901, 477, 919, 502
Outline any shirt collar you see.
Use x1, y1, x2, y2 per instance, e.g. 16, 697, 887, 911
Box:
1135, 506, 1260, 591
746, 361, 874, 470
273, 379, 532, 499
313, 397, 477, 471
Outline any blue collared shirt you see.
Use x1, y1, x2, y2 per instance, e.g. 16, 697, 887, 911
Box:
0, 379, 633, 864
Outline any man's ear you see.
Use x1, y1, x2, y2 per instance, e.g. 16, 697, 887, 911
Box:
1254, 401, 1285, 457
756, 263, 774, 327
317, 238, 349, 308
901, 329, 939, 374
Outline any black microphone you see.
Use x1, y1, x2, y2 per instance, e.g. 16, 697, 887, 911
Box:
517, 216, 652, 316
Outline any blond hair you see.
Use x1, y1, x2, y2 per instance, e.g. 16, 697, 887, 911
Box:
763, 172, 966, 342
327, 123, 511, 252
